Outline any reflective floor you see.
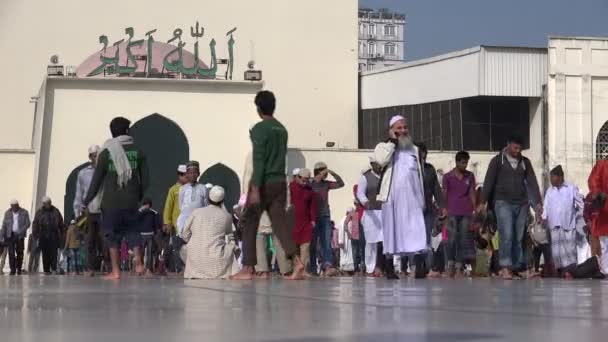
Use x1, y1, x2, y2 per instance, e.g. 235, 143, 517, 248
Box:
1, 275, 607, 341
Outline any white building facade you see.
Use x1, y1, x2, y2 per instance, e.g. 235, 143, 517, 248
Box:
358, 8, 405, 71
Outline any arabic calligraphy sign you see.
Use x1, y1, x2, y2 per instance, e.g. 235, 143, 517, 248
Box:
86, 23, 236, 80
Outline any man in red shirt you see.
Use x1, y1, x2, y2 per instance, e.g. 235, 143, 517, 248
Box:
587, 160, 608, 275
289, 168, 317, 274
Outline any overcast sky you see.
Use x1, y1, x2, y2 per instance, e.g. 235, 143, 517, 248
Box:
360, 0, 608, 60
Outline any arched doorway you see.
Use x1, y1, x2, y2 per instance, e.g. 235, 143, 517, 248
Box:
200, 163, 241, 212
596, 121, 608, 161
63, 113, 189, 219
130, 114, 189, 212
64, 162, 90, 223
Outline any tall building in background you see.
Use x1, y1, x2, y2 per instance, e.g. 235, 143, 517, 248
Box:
358, 8, 405, 71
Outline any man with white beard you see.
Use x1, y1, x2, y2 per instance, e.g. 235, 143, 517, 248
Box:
373, 115, 427, 279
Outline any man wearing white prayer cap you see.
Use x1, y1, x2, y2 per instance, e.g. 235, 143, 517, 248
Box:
1, 199, 31, 275
179, 185, 240, 279
161, 164, 189, 274
355, 153, 385, 277
73, 144, 103, 276
372, 115, 426, 279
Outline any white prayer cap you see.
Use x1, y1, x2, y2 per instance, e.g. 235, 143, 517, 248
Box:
177, 164, 187, 173
88, 145, 100, 155
298, 168, 311, 178
389, 115, 405, 128
70, 219, 76, 224
292, 168, 301, 176
205, 183, 213, 189
209, 186, 225, 203
347, 207, 355, 213
42, 196, 52, 204
368, 154, 378, 163
9, 199, 18, 205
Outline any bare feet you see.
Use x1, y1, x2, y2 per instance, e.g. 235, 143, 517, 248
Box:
102, 272, 120, 280
255, 272, 271, 280
500, 268, 513, 280
284, 257, 305, 280
230, 266, 254, 280
428, 271, 442, 278
144, 269, 155, 278
323, 267, 339, 277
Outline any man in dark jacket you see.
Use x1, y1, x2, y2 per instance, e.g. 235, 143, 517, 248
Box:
84, 116, 149, 280
416, 142, 447, 278
1, 199, 31, 275
32, 197, 64, 274
478, 135, 542, 280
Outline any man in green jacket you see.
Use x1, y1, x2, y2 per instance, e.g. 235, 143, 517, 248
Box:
84, 116, 149, 280
231, 90, 305, 280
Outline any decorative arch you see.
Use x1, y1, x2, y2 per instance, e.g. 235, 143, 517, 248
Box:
596, 121, 608, 161
130, 113, 190, 212
199, 163, 241, 212
64, 162, 90, 223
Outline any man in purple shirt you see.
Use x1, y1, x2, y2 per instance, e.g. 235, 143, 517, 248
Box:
442, 151, 476, 278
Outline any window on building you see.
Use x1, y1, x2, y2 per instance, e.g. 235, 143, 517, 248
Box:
368, 43, 376, 56
384, 43, 396, 57
384, 25, 396, 37
369, 24, 376, 36
367, 64, 375, 71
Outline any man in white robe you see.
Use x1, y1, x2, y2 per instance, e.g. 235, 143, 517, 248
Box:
542, 165, 585, 273
356, 156, 385, 276
373, 115, 427, 279
177, 161, 208, 234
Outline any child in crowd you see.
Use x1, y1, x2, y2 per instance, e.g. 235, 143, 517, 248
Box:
64, 220, 81, 275
138, 198, 162, 276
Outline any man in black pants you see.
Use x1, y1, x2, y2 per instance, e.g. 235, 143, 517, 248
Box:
1, 200, 31, 275
32, 197, 64, 274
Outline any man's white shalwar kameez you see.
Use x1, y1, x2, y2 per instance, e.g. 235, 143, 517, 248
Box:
376, 144, 427, 255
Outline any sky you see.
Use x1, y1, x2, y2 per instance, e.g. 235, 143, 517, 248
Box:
359, 0, 608, 60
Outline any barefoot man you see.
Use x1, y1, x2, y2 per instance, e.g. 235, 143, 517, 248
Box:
84, 117, 149, 280
231, 90, 305, 280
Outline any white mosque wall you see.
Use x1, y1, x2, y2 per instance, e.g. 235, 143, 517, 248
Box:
34, 77, 263, 215
0, 0, 358, 150
0, 150, 35, 215
548, 37, 608, 194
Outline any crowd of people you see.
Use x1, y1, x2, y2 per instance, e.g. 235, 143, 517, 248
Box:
1, 90, 608, 281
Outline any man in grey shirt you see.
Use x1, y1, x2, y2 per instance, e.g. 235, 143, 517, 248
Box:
74, 144, 104, 276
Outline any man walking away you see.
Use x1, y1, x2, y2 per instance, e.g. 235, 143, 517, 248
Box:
74, 144, 104, 277
231, 90, 305, 280
83, 116, 149, 280
1, 200, 30, 275
443, 151, 476, 278
479, 135, 542, 280
310, 162, 344, 276
32, 197, 64, 275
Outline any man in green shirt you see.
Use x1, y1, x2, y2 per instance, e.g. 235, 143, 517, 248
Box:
231, 90, 305, 280
84, 117, 149, 280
